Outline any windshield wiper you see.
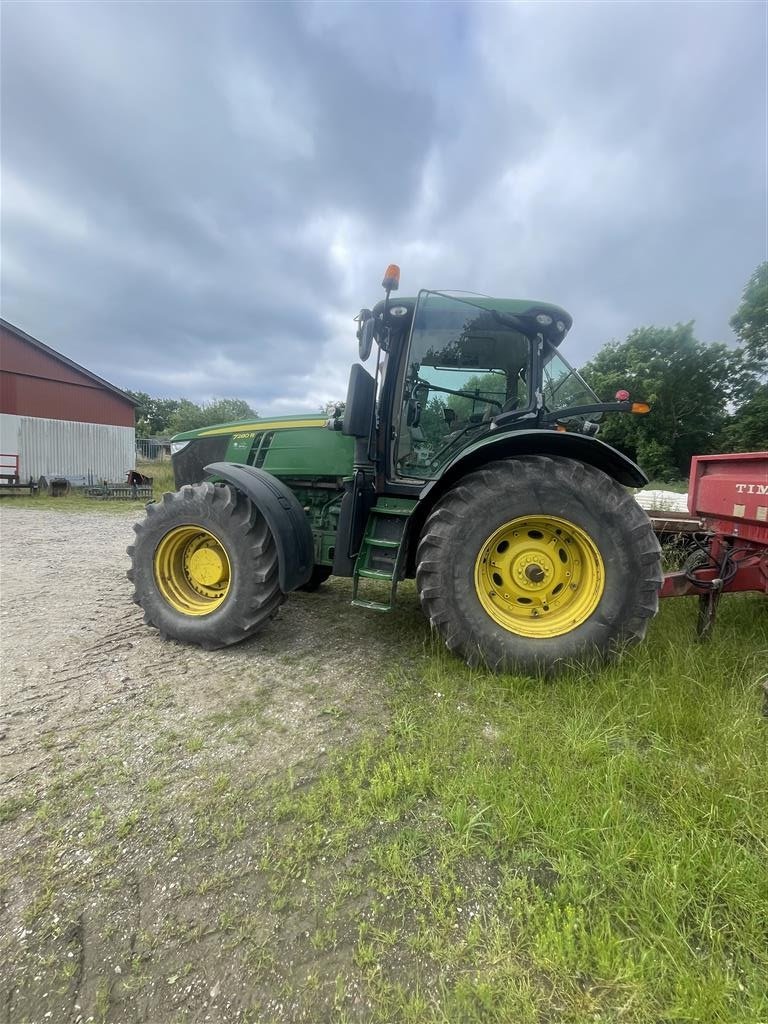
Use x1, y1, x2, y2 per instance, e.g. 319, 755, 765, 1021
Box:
426, 420, 488, 467
414, 377, 502, 409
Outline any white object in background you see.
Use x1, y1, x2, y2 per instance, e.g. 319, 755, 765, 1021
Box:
635, 489, 689, 514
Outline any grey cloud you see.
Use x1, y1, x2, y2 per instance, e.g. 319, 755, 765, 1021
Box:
1, 0, 764, 414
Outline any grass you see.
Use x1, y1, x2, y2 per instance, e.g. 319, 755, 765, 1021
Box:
265, 595, 767, 1022
642, 479, 689, 493
0, 459, 176, 512
3, 590, 765, 1023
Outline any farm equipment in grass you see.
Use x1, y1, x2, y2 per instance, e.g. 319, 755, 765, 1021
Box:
0, 454, 38, 496
659, 452, 768, 639
128, 265, 662, 675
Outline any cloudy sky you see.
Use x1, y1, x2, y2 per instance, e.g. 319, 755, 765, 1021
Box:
1, 0, 765, 415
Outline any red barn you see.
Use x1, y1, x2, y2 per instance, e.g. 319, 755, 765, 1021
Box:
0, 319, 137, 483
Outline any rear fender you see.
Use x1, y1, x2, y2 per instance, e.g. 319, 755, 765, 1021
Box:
421, 430, 647, 500
404, 431, 648, 576
205, 462, 313, 592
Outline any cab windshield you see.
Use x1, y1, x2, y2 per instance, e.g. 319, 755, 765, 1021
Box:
542, 345, 601, 421
395, 292, 533, 479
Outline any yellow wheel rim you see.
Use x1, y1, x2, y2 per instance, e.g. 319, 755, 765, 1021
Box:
474, 515, 604, 638
154, 525, 231, 616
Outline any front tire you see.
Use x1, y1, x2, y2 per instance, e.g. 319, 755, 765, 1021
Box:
416, 456, 662, 675
127, 482, 284, 649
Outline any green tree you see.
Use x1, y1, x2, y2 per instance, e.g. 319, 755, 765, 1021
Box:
167, 398, 257, 435
444, 372, 508, 422
320, 400, 345, 417
418, 396, 451, 451
125, 391, 181, 438
719, 384, 768, 453
730, 261, 768, 369
583, 324, 738, 480
718, 263, 768, 453
415, 373, 507, 454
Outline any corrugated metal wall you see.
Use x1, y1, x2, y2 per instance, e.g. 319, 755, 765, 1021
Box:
0, 414, 135, 482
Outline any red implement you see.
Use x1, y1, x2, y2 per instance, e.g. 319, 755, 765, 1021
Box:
659, 452, 768, 638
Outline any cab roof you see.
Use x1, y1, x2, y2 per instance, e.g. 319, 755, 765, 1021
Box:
373, 293, 573, 345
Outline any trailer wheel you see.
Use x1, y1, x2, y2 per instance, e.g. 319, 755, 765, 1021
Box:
416, 456, 662, 676
127, 482, 284, 649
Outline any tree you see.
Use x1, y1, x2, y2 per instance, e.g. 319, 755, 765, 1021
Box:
167, 398, 257, 435
320, 400, 345, 417
719, 384, 768, 453
125, 391, 181, 438
415, 373, 507, 454
730, 261, 768, 369
582, 324, 738, 480
717, 263, 768, 454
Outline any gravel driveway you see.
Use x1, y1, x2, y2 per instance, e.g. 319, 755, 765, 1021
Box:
0, 504, 424, 1024
1, 505, 420, 790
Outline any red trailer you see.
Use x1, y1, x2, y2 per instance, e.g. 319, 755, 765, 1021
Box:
660, 452, 768, 637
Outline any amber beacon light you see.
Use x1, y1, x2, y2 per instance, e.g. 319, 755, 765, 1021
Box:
382, 264, 400, 292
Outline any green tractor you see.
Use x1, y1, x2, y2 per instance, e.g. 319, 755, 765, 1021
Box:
128, 265, 662, 674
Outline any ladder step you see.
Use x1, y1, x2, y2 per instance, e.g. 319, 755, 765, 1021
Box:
357, 568, 394, 580
370, 505, 411, 517
351, 598, 391, 612
365, 538, 400, 548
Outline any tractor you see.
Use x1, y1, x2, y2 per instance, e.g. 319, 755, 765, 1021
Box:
128, 265, 662, 674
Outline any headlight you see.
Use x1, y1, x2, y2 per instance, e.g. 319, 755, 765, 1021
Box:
536, 313, 553, 326
170, 440, 190, 455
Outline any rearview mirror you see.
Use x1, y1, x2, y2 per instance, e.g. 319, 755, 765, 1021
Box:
359, 317, 376, 361
342, 364, 376, 438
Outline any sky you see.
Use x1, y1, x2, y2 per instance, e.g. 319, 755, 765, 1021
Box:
1, 0, 766, 416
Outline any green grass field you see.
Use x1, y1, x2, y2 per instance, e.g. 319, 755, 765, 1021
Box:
264, 595, 767, 1022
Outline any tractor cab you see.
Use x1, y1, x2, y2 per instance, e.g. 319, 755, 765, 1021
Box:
379, 291, 599, 479
348, 268, 639, 492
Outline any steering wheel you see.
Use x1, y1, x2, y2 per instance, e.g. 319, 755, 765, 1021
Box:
483, 395, 518, 422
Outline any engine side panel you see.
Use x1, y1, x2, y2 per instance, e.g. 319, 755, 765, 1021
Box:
172, 422, 355, 570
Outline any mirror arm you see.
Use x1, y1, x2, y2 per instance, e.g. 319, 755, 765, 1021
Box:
540, 401, 632, 424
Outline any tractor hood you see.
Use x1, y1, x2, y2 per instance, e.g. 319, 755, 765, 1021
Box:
170, 413, 327, 443
170, 412, 353, 489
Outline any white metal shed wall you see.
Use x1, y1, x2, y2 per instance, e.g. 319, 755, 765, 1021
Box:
0, 414, 135, 482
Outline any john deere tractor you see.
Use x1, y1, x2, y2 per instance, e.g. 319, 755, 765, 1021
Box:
128, 265, 662, 674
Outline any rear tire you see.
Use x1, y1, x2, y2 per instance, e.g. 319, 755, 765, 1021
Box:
127, 482, 284, 649
416, 456, 662, 675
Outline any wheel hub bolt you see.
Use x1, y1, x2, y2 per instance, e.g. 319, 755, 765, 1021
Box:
525, 564, 545, 583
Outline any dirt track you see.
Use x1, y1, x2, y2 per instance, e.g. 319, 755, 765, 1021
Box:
0, 506, 420, 788
0, 505, 424, 1023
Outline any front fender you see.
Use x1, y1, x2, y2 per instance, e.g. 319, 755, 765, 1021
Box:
204, 462, 313, 592
420, 429, 648, 504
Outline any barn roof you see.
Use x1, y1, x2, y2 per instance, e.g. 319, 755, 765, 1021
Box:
0, 318, 137, 405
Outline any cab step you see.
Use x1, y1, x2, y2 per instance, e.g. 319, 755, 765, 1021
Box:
351, 503, 411, 612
